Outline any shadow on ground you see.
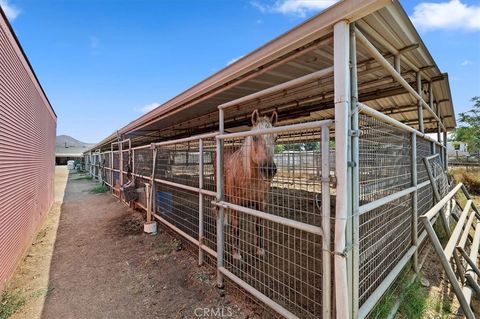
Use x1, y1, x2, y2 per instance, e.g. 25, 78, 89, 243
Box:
8, 168, 255, 319
40, 171, 255, 319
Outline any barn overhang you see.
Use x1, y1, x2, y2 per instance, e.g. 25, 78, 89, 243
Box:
87, 0, 455, 153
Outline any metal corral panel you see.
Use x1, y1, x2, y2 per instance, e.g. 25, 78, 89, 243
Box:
0, 9, 56, 291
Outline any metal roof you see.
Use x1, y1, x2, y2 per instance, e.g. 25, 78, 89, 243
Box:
88, 0, 455, 152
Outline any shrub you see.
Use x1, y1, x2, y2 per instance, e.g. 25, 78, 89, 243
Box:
451, 168, 480, 195
91, 184, 109, 194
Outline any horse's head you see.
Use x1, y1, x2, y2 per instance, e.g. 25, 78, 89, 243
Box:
249, 109, 278, 180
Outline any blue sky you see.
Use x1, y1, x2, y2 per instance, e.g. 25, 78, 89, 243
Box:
1, 0, 479, 143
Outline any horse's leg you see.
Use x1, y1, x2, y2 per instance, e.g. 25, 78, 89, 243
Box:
255, 201, 266, 256
231, 210, 242, 260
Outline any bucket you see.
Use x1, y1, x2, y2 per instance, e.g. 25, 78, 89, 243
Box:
156, 191, 173, 214
144, 221, 157, 234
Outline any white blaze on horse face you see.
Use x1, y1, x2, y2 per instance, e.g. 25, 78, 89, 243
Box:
250, 116, 277, 166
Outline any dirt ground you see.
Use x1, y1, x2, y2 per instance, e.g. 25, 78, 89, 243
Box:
6, 167, 256, 319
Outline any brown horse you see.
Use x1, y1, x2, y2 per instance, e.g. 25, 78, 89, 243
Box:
223, 109, 278, 260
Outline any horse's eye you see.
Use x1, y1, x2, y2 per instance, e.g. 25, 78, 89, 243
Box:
252, 136, 258, 143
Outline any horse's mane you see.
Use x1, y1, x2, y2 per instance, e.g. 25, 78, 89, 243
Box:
237, 118, 272, 179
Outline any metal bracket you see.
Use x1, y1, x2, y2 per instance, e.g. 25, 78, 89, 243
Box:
321, 177, 330, 183
333, 243, 353, 257
349, 129, 360, 137
348, 161, 357, 167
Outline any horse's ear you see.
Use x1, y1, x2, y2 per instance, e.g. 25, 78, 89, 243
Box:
251, 109, 260, 126
270, 111, 278, 126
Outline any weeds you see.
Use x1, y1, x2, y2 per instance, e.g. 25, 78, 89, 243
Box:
0, 289, 26, 319
31, 286, 54, 298
431, 298, 452, 317
369, 288, 397, 318
398, 279, 428, 318
91, 184, 109, 193
73, 175, 93, 181
450, 167, 480, 195
368, 268, 431, 319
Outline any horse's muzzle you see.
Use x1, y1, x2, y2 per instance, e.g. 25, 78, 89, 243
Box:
260, 162, 277, 180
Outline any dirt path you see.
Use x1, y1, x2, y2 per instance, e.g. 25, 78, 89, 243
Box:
7, 167, 254, 319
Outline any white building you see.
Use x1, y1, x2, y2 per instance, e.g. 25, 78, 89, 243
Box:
447, 141, 469, 158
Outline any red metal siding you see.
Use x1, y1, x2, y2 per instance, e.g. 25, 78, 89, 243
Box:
0, 11, 56, 291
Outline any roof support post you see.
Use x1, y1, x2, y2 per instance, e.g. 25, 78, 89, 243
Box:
411, 133, 418, 272
322, 125, 332, 319
431, 83, 444, 165
119, 141, 123, 200
444, 130, 448, 171
216, 108, 225, 289
334, 19, 352, 319
110, 146, 113, 193
198, 138, 204, 266
417, 72, 424, 133
350, 23, 360, 319
394, 55, 401, 74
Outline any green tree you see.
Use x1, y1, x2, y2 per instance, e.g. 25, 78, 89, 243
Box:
452, 96, 480, 153
304, 142, 320, 151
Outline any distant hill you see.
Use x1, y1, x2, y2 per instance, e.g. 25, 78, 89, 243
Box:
56, 135, 96, 156
56, 135, 95, 148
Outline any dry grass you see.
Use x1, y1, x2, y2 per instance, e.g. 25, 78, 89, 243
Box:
449, 167, 480, 195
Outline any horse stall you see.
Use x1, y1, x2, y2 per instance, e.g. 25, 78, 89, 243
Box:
84, 1, 457, 318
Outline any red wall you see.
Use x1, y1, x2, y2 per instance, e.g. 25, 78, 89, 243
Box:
0, 9, 56, 291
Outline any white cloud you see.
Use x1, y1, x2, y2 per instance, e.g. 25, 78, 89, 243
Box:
251, 1, 268, 13
0, 0, 20, 21
410, 0, 480, 31
137, 102, 160, 114
251, 0, 339, 17
461, 60, 472, 66
227, 55, 244, 66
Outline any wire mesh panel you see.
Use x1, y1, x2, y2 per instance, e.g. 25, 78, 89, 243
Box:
112, 151, 120, 170
133, 147, 153, 177
428, 155, 450, 198
359, 194, 413, 305
359, 113, 412, 204
417, 137, 432, 184
122, 150, 130, 172
153, 139, 215, 185
416, 136, 437, 242
104, 152, 111, 169
93, 154, 100, 179
113, 171, 120, 189
84, 155, 90, 172
220, 125, 329, 319
135, 177, 149, 208
152, 137, 217, 257
417, 183, 434, 237
155, 182, 200, 239
203, 194, 217, 253
358, 112, 414, 307
224, 216, 323, 318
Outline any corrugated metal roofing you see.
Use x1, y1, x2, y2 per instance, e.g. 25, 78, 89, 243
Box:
0, 7, 56, 291
88, 0, 455, 151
